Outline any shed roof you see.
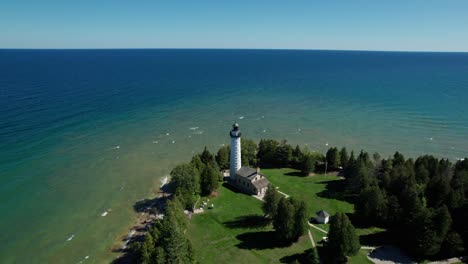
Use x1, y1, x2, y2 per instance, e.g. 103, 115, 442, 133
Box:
316, 210, 330, 218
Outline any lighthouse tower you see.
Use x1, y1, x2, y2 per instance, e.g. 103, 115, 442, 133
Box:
229, 123, 242, 180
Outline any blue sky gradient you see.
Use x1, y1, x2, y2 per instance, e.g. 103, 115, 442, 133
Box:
1, 0, 468, 51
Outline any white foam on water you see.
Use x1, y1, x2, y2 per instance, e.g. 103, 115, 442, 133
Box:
239, 116, 244, 119
194, 130, 203, 135
171, 140, 175, 144
101, 211, 108, 217
112, 145, 120, 149
160, 177, 168, 187
166, 133, 170, 136
152, 140, 158, 144
66, 234, 74, 241
189, 127, 199, 130
188, 135, 192, 138
78, 255, 89, 263
325, 142, 329, 146
262, 129, 267, 133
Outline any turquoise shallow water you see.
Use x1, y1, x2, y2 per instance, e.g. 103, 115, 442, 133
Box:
1, 49, 468, 263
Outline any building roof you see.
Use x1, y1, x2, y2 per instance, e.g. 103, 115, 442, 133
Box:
316, 210, 330, 218
252, 178, 269, 189
236, 166, 264, 180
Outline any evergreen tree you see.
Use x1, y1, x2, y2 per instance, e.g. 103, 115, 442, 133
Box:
344, 151, 355, 178
160, 199, 191, 263
448, 170, 466, 209
140, 233, 155, 264
200, 164, 220, 196
326, 147, 340, 170
190, 155, 205, 175
305, 247, 320, 264
385, 195, 402, 227
355, 186, 387, 224
262, 184, 281, 218
170, 163, 199, 208
372, 152, 382, 165
276, 143, 293, 168
257, 139, 280, 168
441, 231, 465, 257
301, 154, 315, 176
154, 246, 165, 264
339, 147, 349, 168
411, 206, 452, 257
347, 158, 375, 195
273, 197, 296, 241
327, 213, 361, 262
200, 146, 219, 169
185, 240, 196, 264
426, 167, 452, 208
215, 145, 229, 170
291, 145, 303, 169
292, 199, 308, 239
241, 138, 257, 166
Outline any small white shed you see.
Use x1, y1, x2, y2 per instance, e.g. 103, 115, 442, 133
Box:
315, 210, 330, 224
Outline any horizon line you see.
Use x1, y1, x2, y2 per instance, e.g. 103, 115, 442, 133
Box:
1, 47, 468, 53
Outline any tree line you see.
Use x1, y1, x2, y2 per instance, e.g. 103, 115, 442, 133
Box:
216, 138, 325, 176
219, 138, 468, 260
338, 148, 468, 260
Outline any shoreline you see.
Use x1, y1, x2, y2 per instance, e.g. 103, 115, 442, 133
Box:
112, 176, 172, 259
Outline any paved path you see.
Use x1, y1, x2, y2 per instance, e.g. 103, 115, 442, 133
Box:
307, 229, 316, 248
361, 246, 376, 250
307, 222, 328, 234
277, 189, 290, 198
428, 257, 464, 264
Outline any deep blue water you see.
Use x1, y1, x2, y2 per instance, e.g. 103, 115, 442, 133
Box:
1, 49, 468, 263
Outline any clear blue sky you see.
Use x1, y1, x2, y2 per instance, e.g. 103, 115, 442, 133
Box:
1, 0, 468, 51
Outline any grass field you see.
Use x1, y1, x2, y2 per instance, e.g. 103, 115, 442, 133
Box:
187, 168, 376, 263
187, 183, 312, 263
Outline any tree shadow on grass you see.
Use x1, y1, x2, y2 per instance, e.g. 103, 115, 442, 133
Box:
280, 248, 318, 264
316, 179, 357, 204
360, 230, 397, 246
223, 214, 271, 229
235, 231, 292, 250
280, 252, 303, 263
284, 171, 306, 177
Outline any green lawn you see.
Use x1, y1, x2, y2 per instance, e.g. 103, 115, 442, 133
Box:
187, 184, 311, 263
187, 168, 380, 263
263, 168, 354, 222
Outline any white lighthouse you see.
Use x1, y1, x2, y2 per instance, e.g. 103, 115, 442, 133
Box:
229, 123, 242, 180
